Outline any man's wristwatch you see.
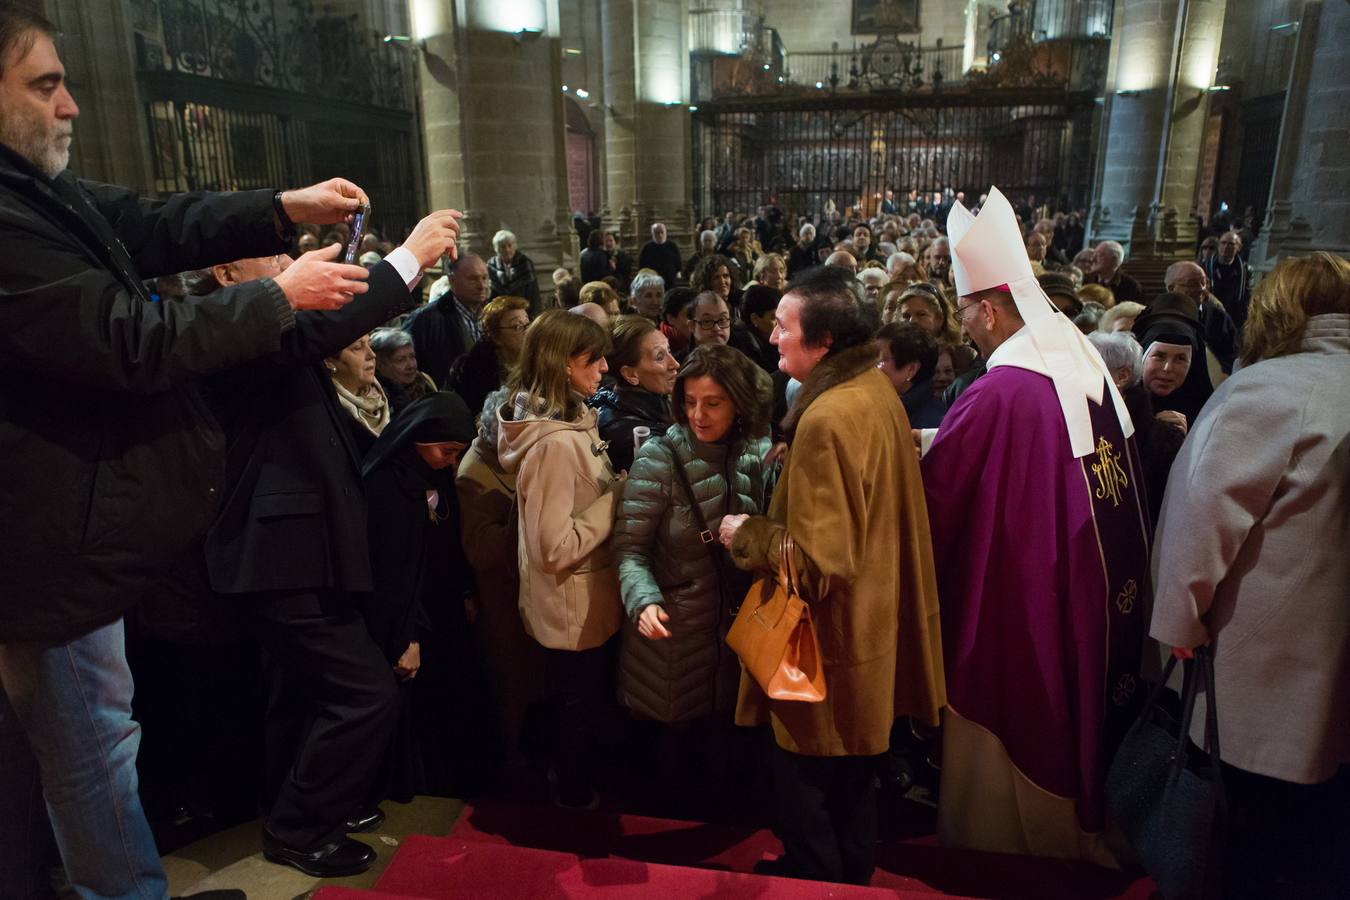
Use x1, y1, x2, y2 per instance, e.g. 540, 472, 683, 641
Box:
272, 190, 294, 230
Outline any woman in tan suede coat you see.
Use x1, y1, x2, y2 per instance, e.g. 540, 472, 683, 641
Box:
720, 266, 945, 886
495, 310, 624, 808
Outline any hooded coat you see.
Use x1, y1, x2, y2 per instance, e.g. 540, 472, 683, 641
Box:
613, 426, 771, 723
729, 343, 946, 756
496, 400, 623, 651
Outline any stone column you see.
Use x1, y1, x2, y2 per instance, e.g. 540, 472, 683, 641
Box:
601, 0, 693, 260
46, 0, 154, 189
413, 0, 571, 304
1250, 1, 1349, 272
1089, 0, 1227, 257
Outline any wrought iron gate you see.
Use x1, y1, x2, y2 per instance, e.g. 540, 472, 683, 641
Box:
132, 0, 422, 237
692, 93, 1097, 219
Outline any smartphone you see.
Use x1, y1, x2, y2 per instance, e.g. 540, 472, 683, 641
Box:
344, 202, 371, 264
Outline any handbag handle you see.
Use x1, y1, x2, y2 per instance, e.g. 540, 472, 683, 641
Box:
778, 532, 803, 602
1197, 646, 1228, 812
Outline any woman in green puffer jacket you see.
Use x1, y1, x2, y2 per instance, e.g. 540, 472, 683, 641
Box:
613, 344, 774, 729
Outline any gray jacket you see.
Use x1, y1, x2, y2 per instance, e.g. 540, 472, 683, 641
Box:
1150, 314, 1350, 784
613, 426, 771, 723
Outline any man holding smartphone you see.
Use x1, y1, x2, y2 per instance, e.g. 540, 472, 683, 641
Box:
0, 7, 441, 897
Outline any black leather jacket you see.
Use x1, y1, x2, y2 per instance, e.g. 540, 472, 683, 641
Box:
588, 385, 673, 473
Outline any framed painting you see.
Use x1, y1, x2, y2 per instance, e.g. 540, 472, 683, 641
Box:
852, 0, 921, 34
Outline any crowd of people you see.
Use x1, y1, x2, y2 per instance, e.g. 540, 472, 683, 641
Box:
1, 7, 1347, 900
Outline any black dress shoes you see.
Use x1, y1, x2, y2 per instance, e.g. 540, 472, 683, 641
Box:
172, 892, 246, 900
344, 806, 386, 833
262, 829, 376, 878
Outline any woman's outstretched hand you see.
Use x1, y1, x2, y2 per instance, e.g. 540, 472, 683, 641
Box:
638, 605, 672, 640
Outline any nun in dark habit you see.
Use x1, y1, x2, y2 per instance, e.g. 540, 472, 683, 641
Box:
361, 392, 478, 800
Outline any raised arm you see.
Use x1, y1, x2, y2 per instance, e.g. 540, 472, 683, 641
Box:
0, 219, 291, 392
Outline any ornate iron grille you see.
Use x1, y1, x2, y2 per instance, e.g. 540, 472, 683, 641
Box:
134, 0, 421, 236
692, 95, 1096, 218
143, 0, 415, 111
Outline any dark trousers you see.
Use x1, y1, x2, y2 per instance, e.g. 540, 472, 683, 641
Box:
1222, 762, 1350, 900
772, 744, 879, 886
249, 590, 399, 848
543, 642, 613, 797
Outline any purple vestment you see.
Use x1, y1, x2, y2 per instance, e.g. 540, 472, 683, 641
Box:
922, 366, 1150, 832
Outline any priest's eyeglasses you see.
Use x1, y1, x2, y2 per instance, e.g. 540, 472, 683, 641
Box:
695, 315, 732, 331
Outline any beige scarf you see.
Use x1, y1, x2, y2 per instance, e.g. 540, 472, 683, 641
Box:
332, 378, 390, 437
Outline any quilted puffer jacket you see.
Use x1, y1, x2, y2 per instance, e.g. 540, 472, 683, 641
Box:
613, 425, 772, 723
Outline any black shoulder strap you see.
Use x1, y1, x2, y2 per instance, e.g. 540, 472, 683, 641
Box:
663, 438, 732, 609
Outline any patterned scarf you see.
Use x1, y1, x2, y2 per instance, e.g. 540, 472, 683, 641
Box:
333, 378, 390, 437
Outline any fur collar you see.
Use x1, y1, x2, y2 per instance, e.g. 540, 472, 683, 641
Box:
782, 342, 880, 440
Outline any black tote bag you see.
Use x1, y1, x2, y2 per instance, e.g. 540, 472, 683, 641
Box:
1105, 647, 1226, 900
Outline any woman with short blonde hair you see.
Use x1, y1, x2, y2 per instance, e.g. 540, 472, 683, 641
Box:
448, 295, 531, 416
752, 252, 787, 290
579, 280, 621, 317
1150, 252, 1350, 899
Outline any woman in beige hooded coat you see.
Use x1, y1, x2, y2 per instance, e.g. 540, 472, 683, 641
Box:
496, 310, 624, 808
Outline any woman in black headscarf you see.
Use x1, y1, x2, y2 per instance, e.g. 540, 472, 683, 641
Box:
361, 392, 479, 800
1132, 292, 1215, 428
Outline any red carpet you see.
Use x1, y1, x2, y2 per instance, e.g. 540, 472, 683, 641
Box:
330, 835, 935, 898
449, 801, 1153, 899
313, 800, 1155, 899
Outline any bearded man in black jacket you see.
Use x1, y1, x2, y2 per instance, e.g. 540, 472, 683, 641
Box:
0, 8, 414, 898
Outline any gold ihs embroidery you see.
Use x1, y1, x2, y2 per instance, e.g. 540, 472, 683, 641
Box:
1115, 579, 1137, 615
1090, 436, 1129, 508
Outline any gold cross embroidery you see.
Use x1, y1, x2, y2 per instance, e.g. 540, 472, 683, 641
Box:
1116, 579, 1137, 615
1091, 436, 1129, 508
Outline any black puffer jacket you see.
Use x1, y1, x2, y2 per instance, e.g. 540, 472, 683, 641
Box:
588, 384, 673, 473
0, 146, 293, 641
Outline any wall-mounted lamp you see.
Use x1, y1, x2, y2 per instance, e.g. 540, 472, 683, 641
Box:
574, 88, 590, 99
1270, 21, 1300, 33
563, 47, 583, 56
688, 105, 699, 112
382, 34, 423, 52
1203, 84, 1231, 93
1114, 88, 1143, 98
514, 27, 544, 43
990, 50, 1002, 63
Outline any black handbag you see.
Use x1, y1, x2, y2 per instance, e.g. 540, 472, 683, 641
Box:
1105, 647, 1226, 900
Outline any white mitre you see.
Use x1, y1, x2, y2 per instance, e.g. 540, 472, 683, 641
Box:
948, 186, 1133, 457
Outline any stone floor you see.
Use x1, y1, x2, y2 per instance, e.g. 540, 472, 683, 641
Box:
163, 797, 462, 900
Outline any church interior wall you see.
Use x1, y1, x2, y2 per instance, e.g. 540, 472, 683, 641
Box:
759, 0, 968, 56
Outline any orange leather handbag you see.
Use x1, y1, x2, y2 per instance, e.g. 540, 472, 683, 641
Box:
726, 533, 826, 702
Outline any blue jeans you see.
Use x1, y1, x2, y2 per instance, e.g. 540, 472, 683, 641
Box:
0, 619, 167, 900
